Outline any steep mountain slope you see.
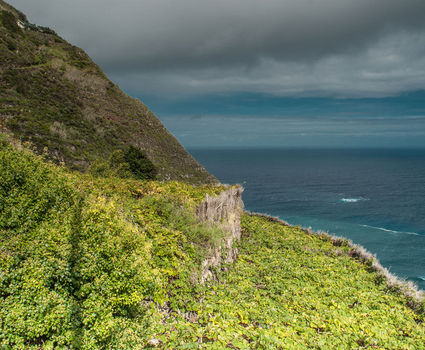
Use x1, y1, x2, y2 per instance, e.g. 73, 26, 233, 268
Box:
0, 0, 216, 184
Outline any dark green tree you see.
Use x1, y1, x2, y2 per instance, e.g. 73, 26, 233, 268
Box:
124, 145, 157, 180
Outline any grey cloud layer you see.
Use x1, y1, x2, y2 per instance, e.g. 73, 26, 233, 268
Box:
8, 0, 425, 97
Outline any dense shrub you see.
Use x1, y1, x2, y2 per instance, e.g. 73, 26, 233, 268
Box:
6, 39, 16, 51
88, 146, 157, 180
38, 26, 56, 35
0, 141, 224, 348
124, 145, 157, 180
1, 10, 20, 33
0, 142, 79, 347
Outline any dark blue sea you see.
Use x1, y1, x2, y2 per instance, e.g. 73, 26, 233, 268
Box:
190, 148, 425, 290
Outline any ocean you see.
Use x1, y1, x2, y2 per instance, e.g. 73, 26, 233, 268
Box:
190, 148, 425, 290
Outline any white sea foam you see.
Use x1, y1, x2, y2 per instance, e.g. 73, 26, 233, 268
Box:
361, 224, 421, 236
418, 276, 425, 281
341, 197, 367, 203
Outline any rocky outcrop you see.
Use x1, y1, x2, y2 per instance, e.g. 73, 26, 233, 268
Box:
196, 186, 244, 283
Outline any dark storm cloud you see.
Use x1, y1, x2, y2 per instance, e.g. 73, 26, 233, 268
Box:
7, 0, 425, 97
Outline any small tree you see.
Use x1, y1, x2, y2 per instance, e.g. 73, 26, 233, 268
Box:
88, 146, 157, 180
124, 145, 157, 180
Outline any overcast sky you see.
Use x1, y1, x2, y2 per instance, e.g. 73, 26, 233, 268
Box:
7, 0, 425, 147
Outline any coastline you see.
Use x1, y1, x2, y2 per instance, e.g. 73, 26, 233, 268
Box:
190, 147, 425, 291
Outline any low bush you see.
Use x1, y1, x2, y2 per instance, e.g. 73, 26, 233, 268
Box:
1, 10, 20, 33
6, 39, 16, 50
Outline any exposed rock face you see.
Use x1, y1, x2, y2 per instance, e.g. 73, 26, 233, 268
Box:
196, 186, 244, 283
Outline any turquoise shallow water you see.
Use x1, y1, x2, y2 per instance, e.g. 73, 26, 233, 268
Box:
190, 148, 425, 290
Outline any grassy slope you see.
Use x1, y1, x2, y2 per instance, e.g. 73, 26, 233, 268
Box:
152, 215, 425, 349
1, 141, 424, 349
0, 0, 215, 184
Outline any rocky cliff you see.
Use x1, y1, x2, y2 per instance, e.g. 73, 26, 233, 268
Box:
196, 186, 244, 283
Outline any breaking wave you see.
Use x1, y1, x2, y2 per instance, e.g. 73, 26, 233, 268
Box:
360, 224, 420, 236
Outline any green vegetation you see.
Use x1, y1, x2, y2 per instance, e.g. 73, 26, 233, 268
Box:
88, 146, 158, 180
1, 9, 19, 33
1, 140, 424, 349
151, 215, 425, 349
0, 139, 224, 348
0, 0, 216, 184
124, 145, 157, 180
1, 1, 424, 349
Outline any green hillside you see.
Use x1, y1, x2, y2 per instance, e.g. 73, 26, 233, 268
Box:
0, 0, 215, 184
